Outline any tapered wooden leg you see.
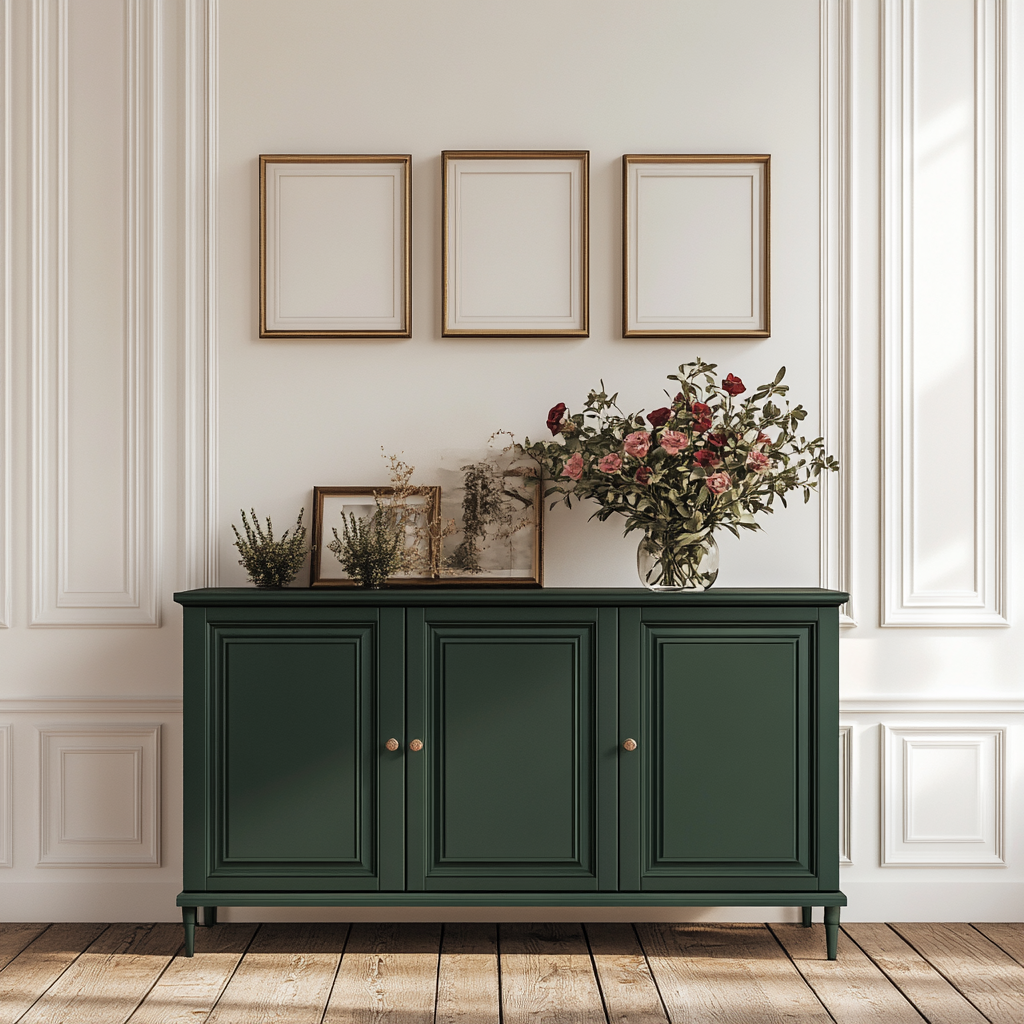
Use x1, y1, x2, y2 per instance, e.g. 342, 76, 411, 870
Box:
182, 906, 197, 957
801, 906, 813, 927
824, 906, 840, 960
201, 906, 217, 927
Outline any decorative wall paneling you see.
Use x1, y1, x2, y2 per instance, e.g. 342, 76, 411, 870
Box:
839, 724, 852, 865
881, 0, 1008, 626
38, 724, 161, 866
880, 724, 1005, 866
183, 0, 218, 590
0, 725, 11, 867
0, 0, 10, 629
820, 0, 854, 627
30, 0, 160, 625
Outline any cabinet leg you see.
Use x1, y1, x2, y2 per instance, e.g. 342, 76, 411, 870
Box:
182, 906, 196, 958
824, 906, 840, 960
802, 906, 813, 927
201, 906, 217, 927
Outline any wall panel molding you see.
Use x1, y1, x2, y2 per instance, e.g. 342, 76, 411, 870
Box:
38, 724, 160, 866
0, 0, 10, 628
0, 725, 11, 867
183, 0, 218, 590
0, 696, 182, 714
820, 0, 854, 626
881, 0, 1008, 627
881, 724, 1005, 866
30, 0, 160, 626
839, 724, 852, 865
842, 697, 1024, 714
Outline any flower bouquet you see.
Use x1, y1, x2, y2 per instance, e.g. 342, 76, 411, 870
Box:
520, 359, 838, 591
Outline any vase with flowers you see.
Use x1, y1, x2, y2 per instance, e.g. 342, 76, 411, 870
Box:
521, 359, 838, 591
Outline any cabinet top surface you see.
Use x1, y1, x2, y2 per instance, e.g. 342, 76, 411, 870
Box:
174, 587, 849, 608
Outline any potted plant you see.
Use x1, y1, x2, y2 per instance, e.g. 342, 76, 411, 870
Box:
521, 359, 838, 591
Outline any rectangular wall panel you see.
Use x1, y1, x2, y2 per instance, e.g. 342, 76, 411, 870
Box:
0, 0, 9, 628
881, 725, 1005, 866
839, 725, 852, 865
881, 0, 1008, 626
0, 725, 10, 867
38, 725, 160, 866
30, 0, 159, 625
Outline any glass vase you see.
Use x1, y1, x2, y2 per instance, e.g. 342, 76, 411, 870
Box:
637, 533, 719, 593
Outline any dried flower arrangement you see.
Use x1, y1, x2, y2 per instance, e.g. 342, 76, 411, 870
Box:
231, 508, 307, 588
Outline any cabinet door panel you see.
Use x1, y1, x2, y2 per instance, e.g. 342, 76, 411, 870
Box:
210, 626, 379, 890
407, 610, 616, 891
629, 624, 816, 891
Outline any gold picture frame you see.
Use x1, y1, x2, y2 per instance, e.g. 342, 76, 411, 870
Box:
622, 154, 770, 338
442, 150, 589, 337
260, 154, 412, 338
309, 485, 440, 587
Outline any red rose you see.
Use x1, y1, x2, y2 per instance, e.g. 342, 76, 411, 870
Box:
634, 466, 653, 485
691, 402, 710, 418
647, 407, 672, 428
693, 448, 721, 468
756, 431, 772, 447
693, 417, 712, 434
547, 402, 567, 436
722, 373, 746, 396
707, 432, 726, 448
674, 392, 684, 403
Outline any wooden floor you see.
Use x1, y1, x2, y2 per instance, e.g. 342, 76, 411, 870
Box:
1, 921, 1023, 1023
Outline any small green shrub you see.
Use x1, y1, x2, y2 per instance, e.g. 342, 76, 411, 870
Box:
328, 506, 403, 588
231, 508, 307, 588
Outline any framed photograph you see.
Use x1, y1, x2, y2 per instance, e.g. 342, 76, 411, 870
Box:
436, 455, 543, 586
442, 150, 589, 337
622, 154, 770, 338
260, 155, 411, 338
310, 485, 440, 587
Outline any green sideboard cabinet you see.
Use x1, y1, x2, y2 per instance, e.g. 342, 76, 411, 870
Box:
175, 588, 847, 958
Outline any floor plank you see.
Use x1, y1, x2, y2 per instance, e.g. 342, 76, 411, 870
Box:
16, 923, 182, 1024
771, 924, 925, 1023
637, 922, 833, 1024
0, 925, 49, 973
207, 923, 348, 1024
973, 923, 1024, 968
322, 921, 440, 1024
500, 923, 609, 1024
843, 922, 988, 1024
892, 922, 1024, 1024
126, 924, 258, 1024
0, 922, 108, 1024
436, 923, 500, 1024
584, 923, 668, 1024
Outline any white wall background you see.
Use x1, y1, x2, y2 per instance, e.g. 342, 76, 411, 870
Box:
0, 0, 1021, 922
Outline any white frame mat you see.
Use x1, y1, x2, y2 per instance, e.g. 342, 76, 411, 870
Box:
442, 151, 589, 337
622, 154, 769, 338
260, 155, 412, 338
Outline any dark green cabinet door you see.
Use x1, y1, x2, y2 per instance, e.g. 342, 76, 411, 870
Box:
406, 608, 617, 891
621, 621, 816, 891
207, 624, 382, 891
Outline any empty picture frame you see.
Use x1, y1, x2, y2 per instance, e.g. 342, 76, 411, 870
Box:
442, 150, 589, 337
260, 155, 411, 338
622, 154, 770, 338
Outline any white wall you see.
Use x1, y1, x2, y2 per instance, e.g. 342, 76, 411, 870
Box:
0, 0, 1021, 922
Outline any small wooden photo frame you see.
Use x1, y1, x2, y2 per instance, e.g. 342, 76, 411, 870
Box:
260, 155, 412, 338
622, 154, 770, 338
310, 485, 440, 587
442, 150, 589, 337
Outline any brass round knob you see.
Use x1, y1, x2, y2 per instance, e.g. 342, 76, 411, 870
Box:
409, 739, 423, 752
385, 738, 399, 752
622, 738, 638, 751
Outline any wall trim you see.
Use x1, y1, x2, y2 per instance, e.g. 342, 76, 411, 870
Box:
881, 0, 1009, 627
183, 0, 219, 591
841, 698, 1024, 713
0, 0, 10, 629
0, 696, 182, 714
0, 725, 10, 867
30, 0, 161, 626
820, 0, 854, 627
839, 723, 852, 865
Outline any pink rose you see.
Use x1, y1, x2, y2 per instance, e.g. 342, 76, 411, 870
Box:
560, 452, 584, 481
704, 471, 732, 495
746, 450, 771, 473
756, 431, 772, 448
659, 430, 689, 455
598, 453, 622, 474
623, 431, 651, 458
634, 466, 653, 485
